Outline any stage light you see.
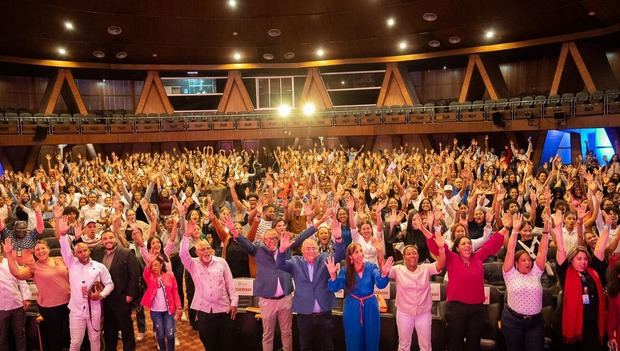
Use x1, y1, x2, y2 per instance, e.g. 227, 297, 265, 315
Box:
278, 104, 291, 117
399, 41, 407, 50
233, 52, 241, 60
316, 48, 325, 57
228, 0, 237, 8
386, 18, 395, 27
58, 47, 67, 55
485, 30, 495, 39
303, 103, 316, 116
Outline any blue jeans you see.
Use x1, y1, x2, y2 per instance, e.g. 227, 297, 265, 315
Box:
501, 307, 544, 351
150, 310, 176, 351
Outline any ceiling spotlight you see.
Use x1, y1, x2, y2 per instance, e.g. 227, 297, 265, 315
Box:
316, 48, 325, 57
92, 50, 105, 58
443, 65, 447, 70
340, 80, 346, 85
267, 28, 281, 37
302, 103, 316, 116
107, 25, 122, 35
283, 52, 295, 59
448, 36, 462, 44
588, 11, 596, 16
386, 17, 395, 27
485, 30, 495, 39
228, 0, 237, 8
398, 41, 408, 50
115, 51, 128, 59
232, 31, 238, 36
422, 13, 438, 22
57, 47, 67, 55
152, 53, 158, 57
64, 21, 74, 30
233, 52, 241, 60
428, 40, 441, 48
278, 104, 292, 117
263, 53, 274, 60
187, 71, 198, 75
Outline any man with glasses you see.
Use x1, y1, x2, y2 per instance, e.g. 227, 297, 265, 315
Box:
234, 212, 327, 351
275, 225, 345, 351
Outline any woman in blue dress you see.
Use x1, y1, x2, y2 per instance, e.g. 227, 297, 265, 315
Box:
327, 243, 394, 351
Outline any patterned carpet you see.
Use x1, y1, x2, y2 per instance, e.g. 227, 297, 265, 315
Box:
133, 312, 203, 351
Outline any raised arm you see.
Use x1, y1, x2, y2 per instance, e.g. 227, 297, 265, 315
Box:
553, 210, 567, 265
3, 238, 34, 280
503, 213, 522, 273
535, 215, 551, 271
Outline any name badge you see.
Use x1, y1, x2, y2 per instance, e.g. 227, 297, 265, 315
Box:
582, 294, 590, 305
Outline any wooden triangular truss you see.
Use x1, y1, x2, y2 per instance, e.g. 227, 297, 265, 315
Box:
217, 71, 255, 113
39, 68, 88, 115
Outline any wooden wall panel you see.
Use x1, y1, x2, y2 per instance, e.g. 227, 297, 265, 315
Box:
0, 76, 48, 112
410, 68, 465, 104
76, 79, 143, 113
607, 49, 620, 86
499, 57, 557, 97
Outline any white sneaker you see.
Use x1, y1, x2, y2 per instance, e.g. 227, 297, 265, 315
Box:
175, 337, 180, 347
181, 311, 188, 322
136, 332, 145, 342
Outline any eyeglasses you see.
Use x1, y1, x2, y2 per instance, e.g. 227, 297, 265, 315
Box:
264, 237, 279, 242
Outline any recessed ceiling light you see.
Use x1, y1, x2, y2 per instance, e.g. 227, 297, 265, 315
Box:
448, 36, 461, 44
152, 53, 158, 57
233, 52, 241, 60
386, 17, 395, 27
283, 52, 295, 59
64, 21, 74, 30
107, 25, 122, 35
228, 0, 237, 8
92, 50, 105, 58
267, 28, 281, 37
115, 51, 128, 59
398, 41, 408, 50
187, 71, 198, 75
341, 80, 346, 85
263, 53, 274, 60
422, 13, 438, 22
443, 65, 447, 70
57, 47, 67, 55
588, 11, 596, 16
316, 48, 325, 57
485, 30, 495, 39
232, 31, 238, 36
428, 40, 441, 48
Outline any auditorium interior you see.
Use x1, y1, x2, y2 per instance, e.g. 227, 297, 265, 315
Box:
1, 0, 620, 350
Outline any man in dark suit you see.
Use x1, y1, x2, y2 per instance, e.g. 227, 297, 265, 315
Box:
276, 223, 345, 351
91, 229, 139, 351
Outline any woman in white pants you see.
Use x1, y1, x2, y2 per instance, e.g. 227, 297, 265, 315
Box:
389, 231, 446, 351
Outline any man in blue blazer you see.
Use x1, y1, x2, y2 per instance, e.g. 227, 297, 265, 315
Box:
276, 222, 345, 351
234, 214, 328, 351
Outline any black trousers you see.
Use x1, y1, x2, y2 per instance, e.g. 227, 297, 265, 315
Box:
103, 295, 136, 351
39, 303, 70, 351
297, 312, 334, 351
170, 254, 185, 308
197, 311, 234, 351
445, 301, 486, 351
0, 306, 26, 351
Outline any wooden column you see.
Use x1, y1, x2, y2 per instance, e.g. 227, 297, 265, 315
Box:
0, 148, 13, 172
23, 145, 42, 174
376, 63, 420, 107
217, 71, 255, 113
135, 71, 174, 115
531, 131, 548, 166
299, 68, 333, 110
39, 68, 88, 115
459, 54, 509, 102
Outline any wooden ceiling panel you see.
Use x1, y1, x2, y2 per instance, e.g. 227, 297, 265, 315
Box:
0, 0, 618, 65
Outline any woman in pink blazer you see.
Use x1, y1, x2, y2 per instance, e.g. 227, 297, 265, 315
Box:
141, 255, 182, 351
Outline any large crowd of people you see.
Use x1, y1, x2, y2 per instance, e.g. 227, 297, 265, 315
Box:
0, 135, 619, 351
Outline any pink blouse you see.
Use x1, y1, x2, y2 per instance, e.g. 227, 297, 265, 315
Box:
32, 257, 71, 307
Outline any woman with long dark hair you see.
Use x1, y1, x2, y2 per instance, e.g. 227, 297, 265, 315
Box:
327, 243, 393, 351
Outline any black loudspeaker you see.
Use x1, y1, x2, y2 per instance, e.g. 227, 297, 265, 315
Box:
33, 126, 48, 141
553, 111, 565, 120
492, 111, 505, 128
524, 111, 533, 119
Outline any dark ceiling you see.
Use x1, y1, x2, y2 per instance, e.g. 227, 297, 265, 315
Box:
0, 0, 619, 65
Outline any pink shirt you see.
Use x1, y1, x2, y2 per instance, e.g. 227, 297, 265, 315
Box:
31, 257, 71, 307
389, 263, 439, 315
427, 232, 503, 304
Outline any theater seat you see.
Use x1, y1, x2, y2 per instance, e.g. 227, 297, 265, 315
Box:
480, 285, 503, 350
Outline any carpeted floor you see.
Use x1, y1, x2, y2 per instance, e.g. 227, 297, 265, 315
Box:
133, 311, 203, 351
